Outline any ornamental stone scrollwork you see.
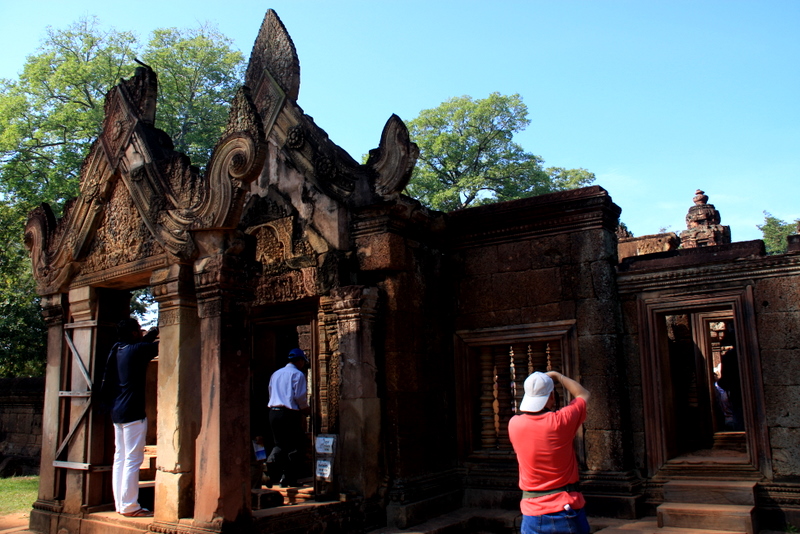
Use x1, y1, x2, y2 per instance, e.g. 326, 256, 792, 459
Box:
365, 114, 420, 198
187, 86, 267, 231
26, 62, 272, 294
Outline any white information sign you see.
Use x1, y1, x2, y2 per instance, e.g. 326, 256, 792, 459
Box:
316, 459, 332, 479
315, 435, 336, 454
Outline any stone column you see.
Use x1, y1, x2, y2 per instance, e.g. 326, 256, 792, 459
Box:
151, 264, 200, 522
62, 286, 97, 513
30, 294, 66, 532
192, 232, 252, 526
332, 286, 380, 499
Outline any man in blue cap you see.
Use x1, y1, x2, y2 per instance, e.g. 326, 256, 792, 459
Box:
267, 348, 310, 487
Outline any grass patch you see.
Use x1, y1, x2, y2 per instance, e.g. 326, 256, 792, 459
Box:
0, 476, 39, 515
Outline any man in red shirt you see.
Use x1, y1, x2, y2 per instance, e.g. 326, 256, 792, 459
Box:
508, 371, 591, 534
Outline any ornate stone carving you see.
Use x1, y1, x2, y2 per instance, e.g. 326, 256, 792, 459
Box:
285, 125, 305, 149
81, 180, 164, 274
245, 10, 300, 102
26, 63, 271, 293
365, 114, 419, 198
189, 87, 267, 231
680, 189, 731, 248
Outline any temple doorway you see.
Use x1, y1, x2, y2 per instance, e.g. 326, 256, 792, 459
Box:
661, 310, 746, 463
639, 288, 770, 479
250, 302, 318, 501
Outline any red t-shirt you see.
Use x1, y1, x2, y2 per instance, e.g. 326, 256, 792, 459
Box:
508, 397, 587, 516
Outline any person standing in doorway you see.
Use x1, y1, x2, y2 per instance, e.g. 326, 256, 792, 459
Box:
267, 348, 310, 487
508, 371, 591, 534
104, 318, 159, 517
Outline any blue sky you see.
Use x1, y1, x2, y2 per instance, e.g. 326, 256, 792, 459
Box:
1, 0, 798, 241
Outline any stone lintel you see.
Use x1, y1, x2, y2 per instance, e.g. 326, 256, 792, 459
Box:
618, 240, 766, 273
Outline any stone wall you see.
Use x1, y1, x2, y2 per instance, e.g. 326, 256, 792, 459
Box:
752, 271, 800, 478
447, 187, 639, 516
0, 377, 44, 476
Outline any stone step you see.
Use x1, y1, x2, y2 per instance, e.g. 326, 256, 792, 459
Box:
365, 508, 518, 534
657, 503, 755, 534
252, 488, 284, 510
78, 512, 151, 534
596, 520, 747, 534
662, 480, 756, 505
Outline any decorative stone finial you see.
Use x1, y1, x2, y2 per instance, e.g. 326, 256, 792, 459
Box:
693, 189, 709, 205
680, 189, 730, 248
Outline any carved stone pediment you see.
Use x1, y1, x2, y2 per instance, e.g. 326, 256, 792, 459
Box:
243, 10, 419, 208
26, 64, 269, 294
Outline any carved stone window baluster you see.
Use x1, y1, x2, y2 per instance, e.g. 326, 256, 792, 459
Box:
479, 346, 496, 450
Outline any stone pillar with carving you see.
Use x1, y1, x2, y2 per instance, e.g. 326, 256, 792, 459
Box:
150, 264, 200, 523
331, 286, 381, 499
680, 189, 731, 248
191, 232, 253, 526
31, 294, 66, 528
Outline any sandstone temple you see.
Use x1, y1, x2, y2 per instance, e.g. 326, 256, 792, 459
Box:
24, 10, 800, 534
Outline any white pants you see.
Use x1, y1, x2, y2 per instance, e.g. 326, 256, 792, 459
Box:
112, 418, 147, 514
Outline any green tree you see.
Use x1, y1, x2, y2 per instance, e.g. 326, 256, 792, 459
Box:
757, 211, 798, 255
404, 92, 595, 211
0, 201, 46, 377
142, 25, 244, 168
0, 18, 245, 376
0, 17, 139, 211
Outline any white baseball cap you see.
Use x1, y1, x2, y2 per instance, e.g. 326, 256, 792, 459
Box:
519, 372, 554, 413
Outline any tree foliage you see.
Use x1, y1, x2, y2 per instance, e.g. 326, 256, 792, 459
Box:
0, 201, 46, 377
404, 92, 595, 211
141, 25, 244, 168
757, 211, 798, 255
0, 18, 245, 376
0, 17, 139, 211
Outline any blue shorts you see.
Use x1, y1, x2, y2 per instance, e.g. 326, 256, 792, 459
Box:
521, 507, 590, 534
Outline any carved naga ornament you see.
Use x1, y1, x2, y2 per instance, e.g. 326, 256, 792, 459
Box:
246, 10, 420, 207
26, 65, 268, 295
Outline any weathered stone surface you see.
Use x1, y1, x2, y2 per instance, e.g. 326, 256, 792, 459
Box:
764, 386, 800, 427
754, 276, 800, 312
770, 427, 800, 476
581, 375, 624, 431
591, 260, 618, 301
576, 298, 620, 336
578, 335, 621, 375
356, 232, 411, 271
462, 245, 498, 276
757, 312, 800, 350
618, 232, 679, 260
761, 349, 800, 386
497, 240, 532, 272
584, 429, 626, 471
519, 303, 562, 324
572, 228, 618, 264
529, 233, 571, 269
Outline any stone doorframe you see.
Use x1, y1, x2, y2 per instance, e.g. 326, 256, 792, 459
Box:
636, 286, 772, 478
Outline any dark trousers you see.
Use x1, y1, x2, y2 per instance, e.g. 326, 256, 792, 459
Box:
267, 407, 304, 485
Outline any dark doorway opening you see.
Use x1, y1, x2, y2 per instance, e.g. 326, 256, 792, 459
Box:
250, 301, 318, 505
660, 308, 746, 464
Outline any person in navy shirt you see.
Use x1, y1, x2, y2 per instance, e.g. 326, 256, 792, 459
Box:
105, 318, 159, 517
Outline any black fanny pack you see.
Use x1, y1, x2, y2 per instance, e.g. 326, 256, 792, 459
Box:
522, 483, 579, 500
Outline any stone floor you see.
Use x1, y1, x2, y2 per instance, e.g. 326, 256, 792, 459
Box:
0, 510, 789, 534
